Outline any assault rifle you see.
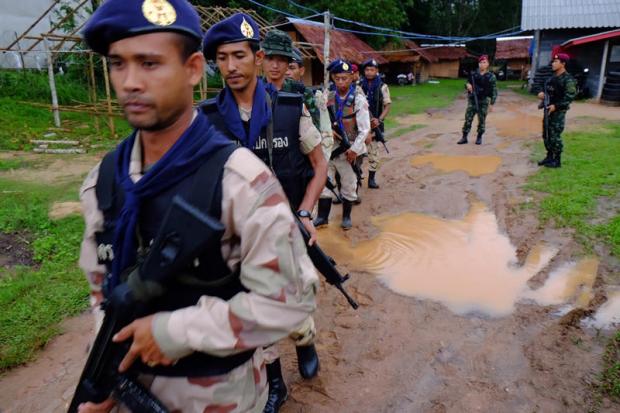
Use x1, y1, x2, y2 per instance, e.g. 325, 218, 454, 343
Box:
69, 196, 225, 413
373, 123, 389, 154
295, 216, 359, 309
327, 104, 364, 187
538, 77, 551, 143
469, 71, 481, 119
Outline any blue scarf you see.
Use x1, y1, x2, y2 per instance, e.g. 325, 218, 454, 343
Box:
215, 77, 274, 149
335, 84, 356, 137
110, 111, 232, 289
360, 76, 382, 118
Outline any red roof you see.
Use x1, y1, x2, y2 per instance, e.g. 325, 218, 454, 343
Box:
422, 46, 470, 61
561, 28, 620, 49
290, 20, 387, 65
380, 40, 437, 63
495, 39, 531, 60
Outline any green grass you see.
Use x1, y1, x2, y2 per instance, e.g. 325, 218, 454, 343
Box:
0, 158, 32, 171
600, 331, 620, 401
384, 79, 466, 130
0, 177, 89, 372
389, 123, 426, 138
525, 122, 620, 256
0, 97, 130, 151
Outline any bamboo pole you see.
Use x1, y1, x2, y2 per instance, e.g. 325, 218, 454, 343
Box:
44, 37, 61, 127
88, 52, 100, 133
5, 0, 60, 51
323, 11, 331, 91
101, 58, 116, 137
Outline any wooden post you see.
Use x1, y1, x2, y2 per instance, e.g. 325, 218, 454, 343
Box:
101, 57, 115, 137
44, 36, 61, 127
597, 40, 610, 102
88, 52, 100, 133
323, 11, 331, 91
529, 30, 541, 90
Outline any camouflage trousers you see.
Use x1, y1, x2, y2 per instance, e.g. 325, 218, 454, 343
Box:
543, 110, 566, 155
462, 97, 490, 135
367, 139, 380, 172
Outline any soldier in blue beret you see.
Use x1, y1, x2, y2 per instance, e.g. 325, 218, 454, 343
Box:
202, 14, 326, 413
313, 59, 370, 230
75, 2, 317, 413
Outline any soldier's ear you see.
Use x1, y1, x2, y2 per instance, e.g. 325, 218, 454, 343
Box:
255, 49, 265, 67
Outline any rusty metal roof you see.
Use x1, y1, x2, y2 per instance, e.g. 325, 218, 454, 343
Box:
288, 18, 387, 65
380, 40, 437, 63
422, 46, 470, 61
495, 38, 532, 60
521, 0, 620, 30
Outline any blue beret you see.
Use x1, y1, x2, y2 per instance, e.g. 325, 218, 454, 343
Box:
291, 47, 303, 65
203, 13, 260, 60
83, 0, 203, 56
362, 59, 379, 68
328, 59, 353, 74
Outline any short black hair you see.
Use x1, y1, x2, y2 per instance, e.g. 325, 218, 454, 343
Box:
249, 40, 260, 54
174, 33, 202, 61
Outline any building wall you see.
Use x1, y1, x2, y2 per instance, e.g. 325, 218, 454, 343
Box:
536, 28, 604, 68
506, 58, 531, 80
429, 60, 460, 78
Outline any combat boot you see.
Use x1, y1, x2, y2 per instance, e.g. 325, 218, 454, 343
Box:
313, 198, 332, 227
537, 151, 552, 166
296, 344, 320, 379
341, 200, 353, 230
263, 359, 288, 413
457, 133, 468, 144
475, 132, 483, 145
368, 171, 379, 189
545, 153, 561, 168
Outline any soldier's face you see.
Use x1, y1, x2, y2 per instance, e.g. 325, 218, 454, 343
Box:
107, 33, 203, 131
364, 66, 378, 80
478, 59, 489, 71
551, 59, 564, 72
216, 41, 263, 92
333, 73, 353, 93
263, 55, 290, 83
286, 62, 305, 82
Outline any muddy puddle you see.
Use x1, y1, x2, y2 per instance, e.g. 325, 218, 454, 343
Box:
411, 153, 502, 176
584, 288, 620, 329
317, 202, 598, 318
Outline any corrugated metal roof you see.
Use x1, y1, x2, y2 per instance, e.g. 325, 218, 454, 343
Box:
521, 0, 620, 30
422, 46, 470, 61
496, 38, 532, 59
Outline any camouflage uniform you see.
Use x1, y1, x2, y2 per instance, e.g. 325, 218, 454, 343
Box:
462, 70, 497, 135
543, 72, 577, 156
366, 83, 391, 173
79, 131, 318, 412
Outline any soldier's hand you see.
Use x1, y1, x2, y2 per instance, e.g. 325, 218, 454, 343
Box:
466, 83, 473, 93
345, 149, 357, 163
300, 217, 317, 246
370, 118, 380, 129
114, 315, 174, 373
548, 104, 556, 113
77, 398, 116, 413
537, 92, 545, 100
489, 105, 494, 112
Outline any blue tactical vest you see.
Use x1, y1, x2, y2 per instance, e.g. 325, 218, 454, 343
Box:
200, 91, 312, 211
94, 145, 255, 377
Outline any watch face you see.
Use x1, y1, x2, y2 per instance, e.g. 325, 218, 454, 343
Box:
297, 210, 311, 218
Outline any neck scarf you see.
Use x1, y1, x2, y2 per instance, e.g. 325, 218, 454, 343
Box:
110, 111, 232, 289
335, 84, 356, 139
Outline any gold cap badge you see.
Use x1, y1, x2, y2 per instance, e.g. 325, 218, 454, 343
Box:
342, 62, 349, 71
142, 0, 177, 27
240, 18, 255, 39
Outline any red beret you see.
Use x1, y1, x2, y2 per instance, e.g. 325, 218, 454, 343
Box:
478, 54, 489, 62
351, 64, 358, 72
553, 53, 570, 63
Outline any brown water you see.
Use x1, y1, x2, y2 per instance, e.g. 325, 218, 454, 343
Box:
317, 203, 599, 317
411, 154, 502, 177
584, 289, 620, 329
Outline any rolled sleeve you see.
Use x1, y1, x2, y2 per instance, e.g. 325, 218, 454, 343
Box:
351, 92, 370, 155
299, 104, 322, 155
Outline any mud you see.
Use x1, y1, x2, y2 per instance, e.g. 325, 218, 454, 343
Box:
0, 232, 34, 270
1, 90, 619, 413
411, 154, 502, 177
0, 151, 100, 185
584, 288, 620, 330
49, 201, 83, 220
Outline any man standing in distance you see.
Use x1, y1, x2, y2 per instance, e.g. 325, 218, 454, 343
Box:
76, 2, 317, 413
457, 55, 497, 145
202, 17, 326, 413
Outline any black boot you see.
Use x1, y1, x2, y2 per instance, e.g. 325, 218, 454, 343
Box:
313, 198, 331, 227
341, 200, 353, 230
368, 171, 379, 189
296, 344, 320, 379
457, 133, 468, 144
475, 132, 483, 145
545, 152, 561, 168
263, 359, 288, 413
537, 151, 552, 166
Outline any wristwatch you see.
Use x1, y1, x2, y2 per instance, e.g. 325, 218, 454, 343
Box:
296, 209, 312, 219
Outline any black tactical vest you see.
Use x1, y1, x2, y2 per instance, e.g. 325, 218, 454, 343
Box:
94, 145, 255, 377
200, 91, 312, 211
472, 71, 493, 99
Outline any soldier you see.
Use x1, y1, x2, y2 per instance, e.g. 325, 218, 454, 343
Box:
77, 2, 317, 412
536, 53, 577, 168
457, 55, 497, 145
313, 59, 370, 230
201, 18, 327, 413
360, 59, 391, 189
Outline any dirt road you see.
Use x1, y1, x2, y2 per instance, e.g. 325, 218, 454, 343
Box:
1, 89, 619, 413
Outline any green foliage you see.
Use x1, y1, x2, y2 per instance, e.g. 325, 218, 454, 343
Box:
0, 178, 89, 371
598, 330, 620, 402
525, 123, 620, 257
0, 69, 91, 104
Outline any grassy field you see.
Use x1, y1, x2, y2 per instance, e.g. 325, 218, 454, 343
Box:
0, 175, 89, 372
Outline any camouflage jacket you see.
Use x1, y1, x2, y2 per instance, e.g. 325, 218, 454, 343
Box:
282, 78, 321, 130
546, 71, 577, 111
